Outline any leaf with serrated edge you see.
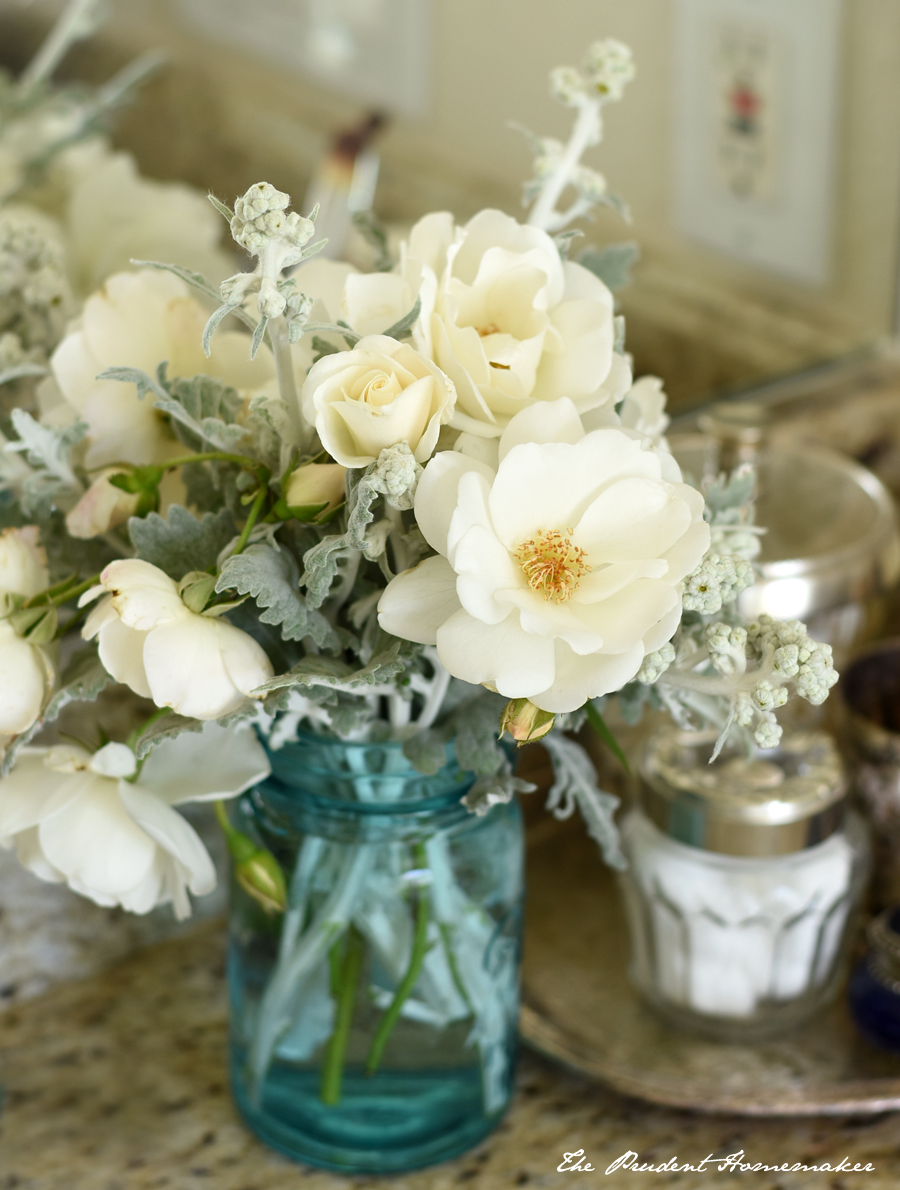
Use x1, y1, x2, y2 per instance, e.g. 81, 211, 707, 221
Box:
129, 505, 237, 579
216, 542, 338, 648
134, 713, 204, 760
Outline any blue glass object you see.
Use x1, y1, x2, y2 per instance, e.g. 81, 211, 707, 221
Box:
848, 907, 900, 1053
227, 731, 523, 1174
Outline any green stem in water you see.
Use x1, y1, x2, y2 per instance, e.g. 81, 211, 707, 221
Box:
365, 843, 431, 1077
321, 925, 365, 1105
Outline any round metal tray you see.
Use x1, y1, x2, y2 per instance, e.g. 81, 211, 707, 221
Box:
520, 814, 900, 1116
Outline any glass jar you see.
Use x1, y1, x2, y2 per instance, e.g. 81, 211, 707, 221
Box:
618, 729, 870, 1041
848, 907, 900, 1053
227, 731, 524, 1174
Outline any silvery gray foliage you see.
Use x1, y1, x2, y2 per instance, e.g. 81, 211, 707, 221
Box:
541, 732, 624, 868
129, 505, 237, 579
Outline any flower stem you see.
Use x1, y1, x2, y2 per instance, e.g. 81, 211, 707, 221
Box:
528, 96, 601, 232
229, 484, 268, 558
320, 925, 365, 1105
25, 572, 102, 610
365, 843, 431, 1077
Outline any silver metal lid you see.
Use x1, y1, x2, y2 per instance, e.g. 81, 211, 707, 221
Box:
640, 729, 847, 857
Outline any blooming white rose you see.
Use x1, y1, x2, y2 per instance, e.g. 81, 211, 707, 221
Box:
301, 334, 456, 468
0, 527, 53, 738
45, 140, 234, 296
0, 724, 270, 918
47, 268, 275, 469
82, 559, 274, 719
412, 210, 630, 437
378, 399, 709, 713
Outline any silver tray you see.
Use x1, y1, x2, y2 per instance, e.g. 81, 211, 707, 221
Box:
520, 813, 900, 1116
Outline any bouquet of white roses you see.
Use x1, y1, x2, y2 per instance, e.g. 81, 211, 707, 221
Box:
0, 8, 839, 928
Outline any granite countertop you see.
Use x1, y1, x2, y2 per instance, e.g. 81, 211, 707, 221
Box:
1, 919, 899, 1190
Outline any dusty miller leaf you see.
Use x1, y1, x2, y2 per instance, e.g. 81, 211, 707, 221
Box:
216, 542, 338, 649
0, 362, 47, 386
382, 296, 422, 341
155, 373, 248, 452
7, 409, 85, 487
129, 504, 237, 579
579, 241, 640, 292
133, 713, 204, 760
95, 365, 170, 403
252, 631, 409, 696
541, 732, 624, 868
300, 471, 381, 607
451, 692, 507, 777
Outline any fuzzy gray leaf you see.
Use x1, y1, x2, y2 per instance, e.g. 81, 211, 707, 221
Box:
451, 693, 507, 777
250, 315, 268, 360
541, 733, 624, 868
216, 542, 338, 648
403, 728, 451, 776
253, 631, 408, 696
153, 374, 248, 452
202, 301, 242, 355
7, 410, 86, 490
133, 713, 204, 760
96, 365, 170, 403
382, 296, 422, 341
300, 472, 380, 607
129, 504, 237, 579
579, 241, 640, 292
0, 362, 47, 386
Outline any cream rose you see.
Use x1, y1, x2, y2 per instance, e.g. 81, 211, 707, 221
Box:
0, 726, 270, 917
0, 527, 53, 738
301, 335, 456, 468
378, 399, 709, 713
47, 268, 275, 469
82, 559, 274, 719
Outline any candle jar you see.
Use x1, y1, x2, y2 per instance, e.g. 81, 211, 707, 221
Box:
848, 907, 900, 1053
618, 729, 870, 1041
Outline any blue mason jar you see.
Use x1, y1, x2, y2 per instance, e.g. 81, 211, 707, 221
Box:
227, 731, 524, 1174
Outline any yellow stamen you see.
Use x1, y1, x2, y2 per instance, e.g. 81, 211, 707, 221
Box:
514, 528, 589, 604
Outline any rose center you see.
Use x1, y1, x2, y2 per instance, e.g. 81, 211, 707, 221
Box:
477, 321, 502, 338
514, 528, 589, 603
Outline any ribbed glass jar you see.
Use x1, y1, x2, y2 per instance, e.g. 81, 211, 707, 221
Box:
227, 731, 524, 1174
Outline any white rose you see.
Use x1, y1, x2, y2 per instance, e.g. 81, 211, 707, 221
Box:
82, 559, 274, 719
301, 334, 456, 468
411, 209, 630, 438
378, 399, 709, 713
0, 527, 53, 738
0, 725, 270, 918
48, 268, 276, 469
50, 140, 234, 296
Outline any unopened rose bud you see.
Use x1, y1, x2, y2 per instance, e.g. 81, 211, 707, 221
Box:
499, 697, 556, 745
235, 849, 288, 915
66, 470, 140, 539
283, 462, 346, 517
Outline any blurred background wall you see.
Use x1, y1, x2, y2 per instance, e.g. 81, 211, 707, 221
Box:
3, 0, 900, 409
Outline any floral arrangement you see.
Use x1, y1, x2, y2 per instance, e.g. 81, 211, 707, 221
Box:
0, 4, 839, 924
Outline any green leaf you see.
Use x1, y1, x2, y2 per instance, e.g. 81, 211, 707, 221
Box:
1, 648, 110, 776
153, 373, 248, 452
310, 335, 341, 363
133, 712, 204, 760
585, 700, 630, 773
129, 504, 237, 579
579, 241, 640, 292
383, 296, 422, 341
351, 210, 393, 272
216, 542, 338, 649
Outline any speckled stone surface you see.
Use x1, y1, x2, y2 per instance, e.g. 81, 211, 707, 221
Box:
1, 919, 898, 1190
